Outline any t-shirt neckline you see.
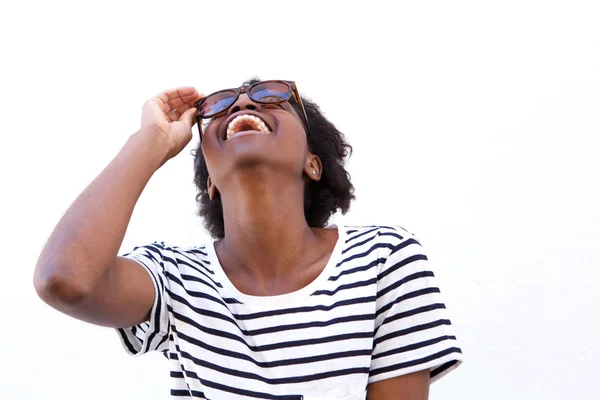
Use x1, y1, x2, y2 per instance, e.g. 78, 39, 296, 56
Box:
207, 225, 346, 306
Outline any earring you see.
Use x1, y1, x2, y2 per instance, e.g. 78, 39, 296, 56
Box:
312, 170, 316, 175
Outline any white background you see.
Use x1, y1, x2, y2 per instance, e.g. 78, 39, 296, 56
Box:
1, 1, 599, 399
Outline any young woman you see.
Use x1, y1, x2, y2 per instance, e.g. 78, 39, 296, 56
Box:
35, 80, 463, 399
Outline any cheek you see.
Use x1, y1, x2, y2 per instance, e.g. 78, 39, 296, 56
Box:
288, 132, 307, 152
201, 121, 223, 151
200, 128, 220, 171
280, 114, 308, 144
203, 120, 220, 140
280, 121, 310, 169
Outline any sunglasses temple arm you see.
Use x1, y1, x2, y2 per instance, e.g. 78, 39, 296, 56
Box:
293, 88, 313, 137
195, 114, 202, 142
300, 107, 313, 136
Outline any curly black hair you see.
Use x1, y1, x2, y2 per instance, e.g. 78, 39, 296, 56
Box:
192, 79, 355, 239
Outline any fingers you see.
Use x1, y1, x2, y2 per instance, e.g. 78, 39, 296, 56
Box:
179, 107, 198, 130
166, 108, 182, 122
157, 87, 204, 114
145, 87, 204, 126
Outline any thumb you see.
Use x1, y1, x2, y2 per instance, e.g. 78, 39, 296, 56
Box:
180, 107, 199, 130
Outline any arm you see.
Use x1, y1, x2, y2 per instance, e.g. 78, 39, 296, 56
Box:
367, 370, 430, 400
367, 227, 463, 398
33, 87, 201, 328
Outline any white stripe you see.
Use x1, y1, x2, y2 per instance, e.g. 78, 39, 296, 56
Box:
116, 225, 463, 399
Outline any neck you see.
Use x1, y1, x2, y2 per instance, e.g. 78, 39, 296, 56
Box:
217, 172, 319, 280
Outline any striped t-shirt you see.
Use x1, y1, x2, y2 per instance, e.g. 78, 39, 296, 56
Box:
117, 225, 463, 399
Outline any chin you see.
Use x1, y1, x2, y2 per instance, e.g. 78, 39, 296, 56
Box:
222, 155, 299, 180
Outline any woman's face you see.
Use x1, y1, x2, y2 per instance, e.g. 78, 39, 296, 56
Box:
201, 92, 311, 189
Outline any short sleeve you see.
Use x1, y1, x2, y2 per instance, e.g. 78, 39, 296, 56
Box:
369, 232, 463, 384
116, 242, 171, 356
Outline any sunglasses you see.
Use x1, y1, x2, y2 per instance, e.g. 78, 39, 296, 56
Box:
195, 80, 312, 140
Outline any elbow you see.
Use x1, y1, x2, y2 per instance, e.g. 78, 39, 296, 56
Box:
34, 265, 92, 306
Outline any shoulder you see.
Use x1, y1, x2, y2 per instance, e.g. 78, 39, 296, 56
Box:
340, 224, 425, 267
342, 224, 420, 247
124, 241, 214, 266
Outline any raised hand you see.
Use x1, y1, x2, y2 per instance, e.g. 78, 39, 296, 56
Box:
141, 87, 203, 161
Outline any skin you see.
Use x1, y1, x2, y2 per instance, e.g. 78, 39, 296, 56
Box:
202, 94, 337, 295
33, 86, 429, 399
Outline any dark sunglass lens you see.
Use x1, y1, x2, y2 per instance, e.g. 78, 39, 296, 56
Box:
249, 82, 290, 103
199, 90, 237, 117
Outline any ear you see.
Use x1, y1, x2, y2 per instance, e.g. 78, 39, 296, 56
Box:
207, 176, 218, 200
304, 154, 323, 181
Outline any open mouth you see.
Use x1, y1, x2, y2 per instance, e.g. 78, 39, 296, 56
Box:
225, 114, 272, 140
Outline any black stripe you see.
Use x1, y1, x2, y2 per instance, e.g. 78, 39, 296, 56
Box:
176, 344, 369, 384
165, 271, 242, 305
169, 291, 236, 325
173, 257, 221, 287
132, 249, 160, 266
185, 247, 208, 256
376, 287, 441, 317
378, 231, 406, 241
169, 291, 374, 336
377, 270, 434, 299
252, 331, 374, 352
175, 273, 242, 304
141, 268, 166, 353
246, 313, 375, 336
184, 370, 303, 400
162, 255, 178, 266
369, 347, 462, 377
431, 359, 460, 378
328, 258, 385, 281
336, 242, 397, 267
223, 297, 244, 304
133, 323, 146, 336
178, 272, 222, 291
174, 327, 371, 368
169, 308, 241, 345
166, 272, 229, 308
378, 303, 447, 333
180, 249, 213, 266
170, 389, 204, 398
375, 225, 404, 231
137, 244, 164, 262
129, 242, 163, 255
311, 278, 377, 296
169, 307, 373, 351
234, 296, 376, 320
374, 319, 452, 346
372, 335, 457, 360
156, 333, 169, 350
345, 226, 379, 243
117, 329, 138, 354
312, 278, 377, 296
342, 229, 405, 257
173, 250, 215, 274
169, 362, 205, 398
342, 232, 381, 255
377, 252, 427, 282
176, 270, 241, 304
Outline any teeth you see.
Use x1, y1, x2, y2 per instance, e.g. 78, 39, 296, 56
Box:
226, 114, 271, 140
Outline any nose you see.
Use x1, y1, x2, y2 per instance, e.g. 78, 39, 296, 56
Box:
228, 93, 258, 115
